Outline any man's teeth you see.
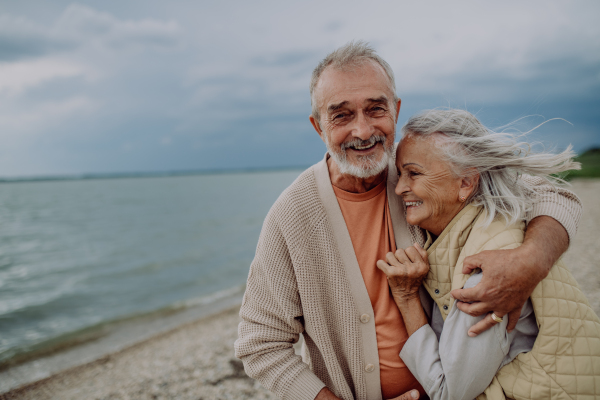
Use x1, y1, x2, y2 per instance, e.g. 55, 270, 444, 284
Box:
405, 201, 423, 207
352, 142, 376, 150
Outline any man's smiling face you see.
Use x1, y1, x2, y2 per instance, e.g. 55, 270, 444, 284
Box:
310, 61, 401, 179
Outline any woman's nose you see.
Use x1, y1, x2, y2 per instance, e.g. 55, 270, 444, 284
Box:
395, 177, 409, 196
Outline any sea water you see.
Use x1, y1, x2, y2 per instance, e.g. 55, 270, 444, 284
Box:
0, 170, 302, 365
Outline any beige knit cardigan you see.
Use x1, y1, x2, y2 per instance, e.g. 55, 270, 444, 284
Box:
234, 154, 582, 400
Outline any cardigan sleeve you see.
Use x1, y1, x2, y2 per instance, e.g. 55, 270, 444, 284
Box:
521, 174, 582, 242
234, 208, 326, 400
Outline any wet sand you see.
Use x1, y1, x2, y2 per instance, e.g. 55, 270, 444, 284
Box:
2, 179, 599, 400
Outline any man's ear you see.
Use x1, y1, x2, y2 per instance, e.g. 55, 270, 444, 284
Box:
395, 98, 402, 122
309, 115, 326, 142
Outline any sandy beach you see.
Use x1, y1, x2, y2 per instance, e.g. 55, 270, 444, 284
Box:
2, 179, 599, 400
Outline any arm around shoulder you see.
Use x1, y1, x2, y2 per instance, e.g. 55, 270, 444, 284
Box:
522, 174, 582, 243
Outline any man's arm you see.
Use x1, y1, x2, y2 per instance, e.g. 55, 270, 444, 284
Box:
451, 176, 581, 335
234, 210, 326, 400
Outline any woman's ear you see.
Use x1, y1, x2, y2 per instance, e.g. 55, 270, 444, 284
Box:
459, 170, 479, 200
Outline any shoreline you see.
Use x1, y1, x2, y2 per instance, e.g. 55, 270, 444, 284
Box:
1, 179, 599, 399
1, 303, 277, 400
0, 288, 245, 394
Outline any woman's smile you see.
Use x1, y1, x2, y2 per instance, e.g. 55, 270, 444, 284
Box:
404, 200, 423, 207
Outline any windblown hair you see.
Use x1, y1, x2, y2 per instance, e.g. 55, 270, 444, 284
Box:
402, 109, 581, 227
309, 41, 398, 124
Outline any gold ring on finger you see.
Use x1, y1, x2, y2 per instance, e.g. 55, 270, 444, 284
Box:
491, 312, 503, 323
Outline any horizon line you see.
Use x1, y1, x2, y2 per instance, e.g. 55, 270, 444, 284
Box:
0, 165, 310, 184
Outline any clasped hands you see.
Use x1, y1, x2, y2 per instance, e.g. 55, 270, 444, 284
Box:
376, 243, 429, 306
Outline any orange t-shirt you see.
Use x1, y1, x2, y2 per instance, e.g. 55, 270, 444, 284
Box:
333, 181, 425, 399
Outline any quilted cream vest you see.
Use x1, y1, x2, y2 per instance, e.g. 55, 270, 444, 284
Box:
422, 204, 600, 399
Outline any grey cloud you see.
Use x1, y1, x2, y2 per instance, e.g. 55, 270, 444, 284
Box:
0, 4, 181, 63
250, 50, 319, 68
55, 4, 181, 50
0, 16, 75, 61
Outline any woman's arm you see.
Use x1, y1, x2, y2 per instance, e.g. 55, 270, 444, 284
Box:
400, 295, 510, 400
376, 244, 429, 336
402, 273, 534, 400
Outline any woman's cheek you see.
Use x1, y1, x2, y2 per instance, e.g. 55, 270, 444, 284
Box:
422, 184, 444, 217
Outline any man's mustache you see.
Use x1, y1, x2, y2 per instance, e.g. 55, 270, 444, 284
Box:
340, 135, 387, 151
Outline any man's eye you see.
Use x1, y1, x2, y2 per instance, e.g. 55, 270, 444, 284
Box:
331, 113, 348, 122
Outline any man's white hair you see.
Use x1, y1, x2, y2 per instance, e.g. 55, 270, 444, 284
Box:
310, 41, 398, 125
402, 109, 580, 227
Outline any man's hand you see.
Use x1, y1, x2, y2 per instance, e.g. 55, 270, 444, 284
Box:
450, 216, 569, 336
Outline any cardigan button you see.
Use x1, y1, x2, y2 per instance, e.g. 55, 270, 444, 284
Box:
360, 314, 370, 323
443, 305, 448, 310
434, 289, 440, 294
365, 364, 375, 372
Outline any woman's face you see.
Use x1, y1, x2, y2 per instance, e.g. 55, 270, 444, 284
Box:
395, 134, 468, 236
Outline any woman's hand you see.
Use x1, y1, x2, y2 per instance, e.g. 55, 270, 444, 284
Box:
377, 243, 429, 306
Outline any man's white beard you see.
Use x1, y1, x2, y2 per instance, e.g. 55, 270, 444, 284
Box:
326, 135, 395, 179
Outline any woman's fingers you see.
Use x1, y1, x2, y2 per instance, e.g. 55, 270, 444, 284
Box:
376, 259, 393, 275
393, 248, 411, 264
404, 246, 429, 276
413, 242, 428, 260
404, 246, 421, 263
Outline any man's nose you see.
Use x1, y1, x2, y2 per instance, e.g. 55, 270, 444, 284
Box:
351, 112, 375, 141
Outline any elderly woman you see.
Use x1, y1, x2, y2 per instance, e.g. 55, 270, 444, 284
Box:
377, 109, 600, 400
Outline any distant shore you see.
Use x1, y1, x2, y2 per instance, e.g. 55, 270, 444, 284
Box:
2, 179, 599, 400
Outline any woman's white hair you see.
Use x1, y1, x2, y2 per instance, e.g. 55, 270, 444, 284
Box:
401, 109, 581, 227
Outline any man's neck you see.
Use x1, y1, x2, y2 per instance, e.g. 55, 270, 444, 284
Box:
327, 156, 388, 193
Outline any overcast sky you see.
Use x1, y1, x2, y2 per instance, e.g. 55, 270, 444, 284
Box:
1, 1, 599, 177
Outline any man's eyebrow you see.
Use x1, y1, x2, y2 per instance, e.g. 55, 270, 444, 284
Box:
366, 96, 389, 104
327, 101, 349, 113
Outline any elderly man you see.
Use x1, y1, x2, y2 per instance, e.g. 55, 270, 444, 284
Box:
235, 42, 581, 400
